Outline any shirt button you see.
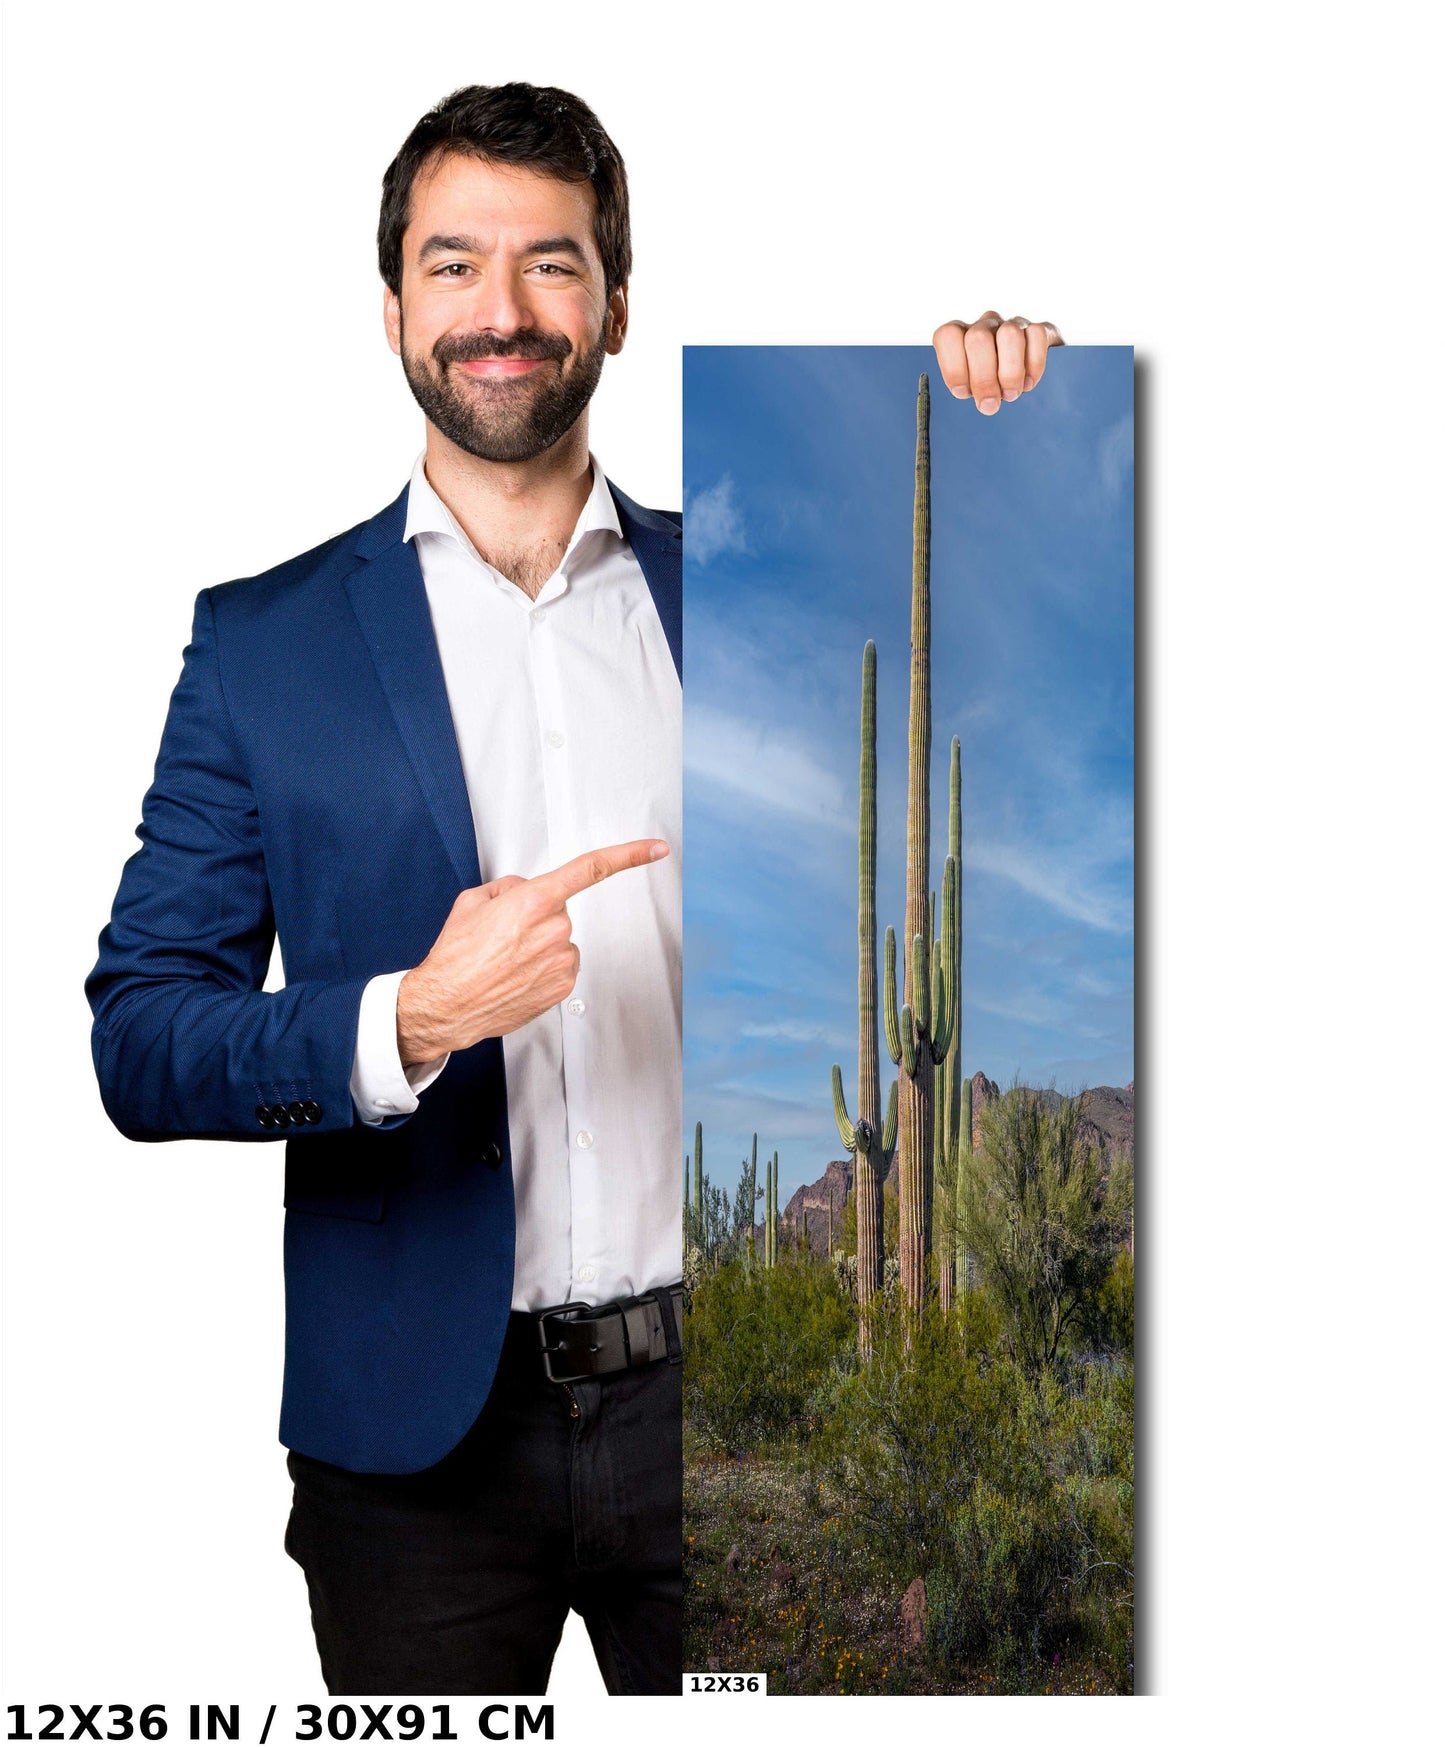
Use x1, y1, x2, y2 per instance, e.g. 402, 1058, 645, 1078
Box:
576, 1129, 594, 1150
567, 997, 586, 1016
376, 1098, 394, 1112
545, 729, 565, 749
576, 1264, 597, 1283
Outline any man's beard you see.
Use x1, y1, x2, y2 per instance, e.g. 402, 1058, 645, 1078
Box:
400, 318, 608, 464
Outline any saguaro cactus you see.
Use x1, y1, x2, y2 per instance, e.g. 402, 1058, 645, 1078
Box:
955, 1073, 974, 1309
938, 738, 964, 1313
764, 1153, 774, 1267
692, 1121, 704, 1252
831, 640, 900, 1308
885, 375, 958, 1316
748, 1133, 758, 1265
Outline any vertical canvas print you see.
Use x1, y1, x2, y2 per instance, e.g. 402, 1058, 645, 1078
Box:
681, 346, 1135, 1694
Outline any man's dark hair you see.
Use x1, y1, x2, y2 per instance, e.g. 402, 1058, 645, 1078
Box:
378, 83, 631, 300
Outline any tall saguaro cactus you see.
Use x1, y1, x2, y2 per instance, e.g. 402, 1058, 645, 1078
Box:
749, 1133, 758, 1259
764, 1153, 775, 1268
832, 640, 899, 1307
955, 1073, 974, 1314
885, 374, 958, 1316
692, 1122, 704, 1253
938, 738, 964, 1313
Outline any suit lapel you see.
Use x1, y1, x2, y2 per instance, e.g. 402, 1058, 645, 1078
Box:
611, 484, 682, 683
344, 490, 482, 893
339, 477, 682, 898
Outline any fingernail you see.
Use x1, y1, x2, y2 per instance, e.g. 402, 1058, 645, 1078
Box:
649, 843, 670, 860
1003, 389, 1020, 402
1024, 374, 1035, 390
979, 397, 1000, 415
950, 386, 971, 400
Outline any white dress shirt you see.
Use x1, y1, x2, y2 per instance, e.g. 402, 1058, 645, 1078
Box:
348, 454, 682, 1311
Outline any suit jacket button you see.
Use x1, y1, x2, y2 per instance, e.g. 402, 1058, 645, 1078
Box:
287, 1101, 307, 1124
300, 1100, 322, 1123
482, 1141, 503, 1168
256, 1105, 275, 1128
272, 1104, 292, 1127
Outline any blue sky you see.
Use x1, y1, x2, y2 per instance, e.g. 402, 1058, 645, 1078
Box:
683, 346, 1133, 1207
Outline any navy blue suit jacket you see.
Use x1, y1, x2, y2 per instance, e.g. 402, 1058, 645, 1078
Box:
86, 481, 682, 1474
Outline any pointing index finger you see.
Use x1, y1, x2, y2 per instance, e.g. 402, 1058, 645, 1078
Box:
533, 839, 670, 903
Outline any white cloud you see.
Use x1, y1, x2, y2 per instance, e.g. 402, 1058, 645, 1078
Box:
1099, 414, 1134, 502
970, 991, 1068, 1029
740, 1018, 853, 1048
967, 839, 1133, 936
684, 474, 748, 566
685, 703, 852, 831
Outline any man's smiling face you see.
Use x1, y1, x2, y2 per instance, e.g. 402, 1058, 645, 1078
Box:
385, 150, 627, 463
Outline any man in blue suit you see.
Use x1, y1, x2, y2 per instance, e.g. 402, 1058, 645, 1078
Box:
88, 82, 686, 1697
87, 80, 1062, 1697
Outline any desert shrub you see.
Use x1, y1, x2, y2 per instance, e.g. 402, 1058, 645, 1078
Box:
930, 1357, 1133, 1676
683, 1254, 856, 1455
1085, 1246, 1135, 1355
812, 1293, 1133, 1676
812, 1296, 1003, 1563
927, 1481, 1078, 1672
958, 1086, 1130, 1375
955, 1282, 1003, 1356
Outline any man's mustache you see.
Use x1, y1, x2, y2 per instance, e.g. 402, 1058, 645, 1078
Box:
434, 332, 573, 366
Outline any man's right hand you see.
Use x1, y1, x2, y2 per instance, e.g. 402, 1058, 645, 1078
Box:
395, 839, 670, 1066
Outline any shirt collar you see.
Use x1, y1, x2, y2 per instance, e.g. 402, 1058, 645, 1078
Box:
402, 452, 623, 569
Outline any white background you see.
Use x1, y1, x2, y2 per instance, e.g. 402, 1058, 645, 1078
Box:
2, 2, 1440, 1741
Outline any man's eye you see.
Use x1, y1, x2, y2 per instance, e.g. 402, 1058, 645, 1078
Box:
433, 263, 472, 278
532, 263, 572, 277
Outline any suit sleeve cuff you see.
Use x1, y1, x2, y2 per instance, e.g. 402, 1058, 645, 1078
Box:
350, 970, 450, 1127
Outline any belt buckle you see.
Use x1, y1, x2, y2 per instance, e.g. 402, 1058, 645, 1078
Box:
537, 1299, 593, 1384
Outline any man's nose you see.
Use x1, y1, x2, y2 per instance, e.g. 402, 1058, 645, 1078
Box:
461, 267, 533, 338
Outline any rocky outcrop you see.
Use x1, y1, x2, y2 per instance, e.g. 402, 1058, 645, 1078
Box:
782, 1157, 852, 1251
781, 1074, 1134, 1251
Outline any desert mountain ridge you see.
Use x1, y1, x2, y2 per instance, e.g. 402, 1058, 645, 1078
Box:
768, 1073, 1134, 1251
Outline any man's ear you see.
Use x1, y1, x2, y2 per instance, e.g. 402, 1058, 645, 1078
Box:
605, 281, 629, 355
383, 285, 402, 357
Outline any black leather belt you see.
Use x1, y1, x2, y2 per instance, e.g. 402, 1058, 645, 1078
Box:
536, 1284, 684, 1384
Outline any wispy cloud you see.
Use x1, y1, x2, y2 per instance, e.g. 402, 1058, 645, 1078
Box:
967, 838, 1133, 935
684, 474, 748, 565
1099, 414, 1133, 502
740, 1018, 853, 1048
686, 703, 852, 831
970, 990, 1069, 1030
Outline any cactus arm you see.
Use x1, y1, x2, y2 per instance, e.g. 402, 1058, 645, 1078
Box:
883, 926, 903, 1065
911, 932, 930, 1039
898, 1003, 918, 1077
932, 856, 958, 1060
832, 1063, 859, 1152
883, 1078, 898, 1157
931, 948, 947, 1061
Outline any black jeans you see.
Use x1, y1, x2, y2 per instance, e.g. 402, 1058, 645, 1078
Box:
284, 1310, 683, 1695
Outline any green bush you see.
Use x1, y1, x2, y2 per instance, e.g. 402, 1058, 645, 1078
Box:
959, 1086, 1131, 1374
810, 1294, 1133, 1678
1087, 1247, 1135, 1355
812, 1296, 1001, 1562
683, 1255, 856, 1455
